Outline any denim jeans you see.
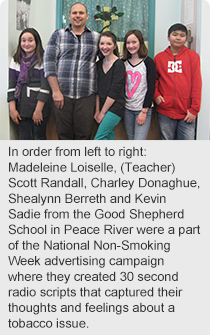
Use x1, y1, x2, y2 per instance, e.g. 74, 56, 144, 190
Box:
157, 113, 196, 140
124, 108, 152, 140
19, 118, 48, 140
94, 111, 121, 140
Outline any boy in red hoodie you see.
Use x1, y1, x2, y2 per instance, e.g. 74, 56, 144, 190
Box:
154, 23, 202, 140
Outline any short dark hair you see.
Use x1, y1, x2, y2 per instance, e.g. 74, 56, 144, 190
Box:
168, 23, 188, 37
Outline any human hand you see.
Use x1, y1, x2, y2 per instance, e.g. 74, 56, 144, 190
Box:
9, 109, 21, 125
94, 111, 105, 124
33, 109, 43, 125
155, 95, 165, 105
94, 110, 100, 121
184, 110, 196, 123
136, 109, 147, 125
53, 90, 64, 109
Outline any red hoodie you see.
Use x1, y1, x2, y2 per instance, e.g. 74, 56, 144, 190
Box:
154, 46, 202, 119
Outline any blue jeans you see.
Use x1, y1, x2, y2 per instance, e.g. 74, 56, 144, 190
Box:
94, 111, 121, 140
124, 108, 152, 140
157, 113, 196, 140
19, 118, 48, 140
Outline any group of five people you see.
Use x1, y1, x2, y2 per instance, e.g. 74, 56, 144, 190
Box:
8, 2, 202, 141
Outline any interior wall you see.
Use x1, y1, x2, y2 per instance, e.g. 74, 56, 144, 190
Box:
155, 0, 182, 54
8, 0, 56, 55
29, 0, 57, 48
197, 0, 210, 140
0, 0, 9, 140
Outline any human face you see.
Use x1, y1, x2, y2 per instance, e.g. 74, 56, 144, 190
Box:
99, 36, 116, 57
126, 34, 140, 56
21, 32, 36, 57
69, 3, 88, 31
168, 30, 187, 52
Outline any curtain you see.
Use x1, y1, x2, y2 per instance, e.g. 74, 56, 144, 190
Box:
62, 0, 150, 42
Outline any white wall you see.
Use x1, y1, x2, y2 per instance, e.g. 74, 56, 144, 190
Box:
29, 0, 57, 48
8, 0, 56, 57
197, 0, 210, 140
0, 0, 56, 140
155, 0, 182, 54
0, 0, 9, 140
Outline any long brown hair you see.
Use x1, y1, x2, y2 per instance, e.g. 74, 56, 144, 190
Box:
13, 28, 44, 66
98, 31, 119, 57
123, 30, 148, 60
